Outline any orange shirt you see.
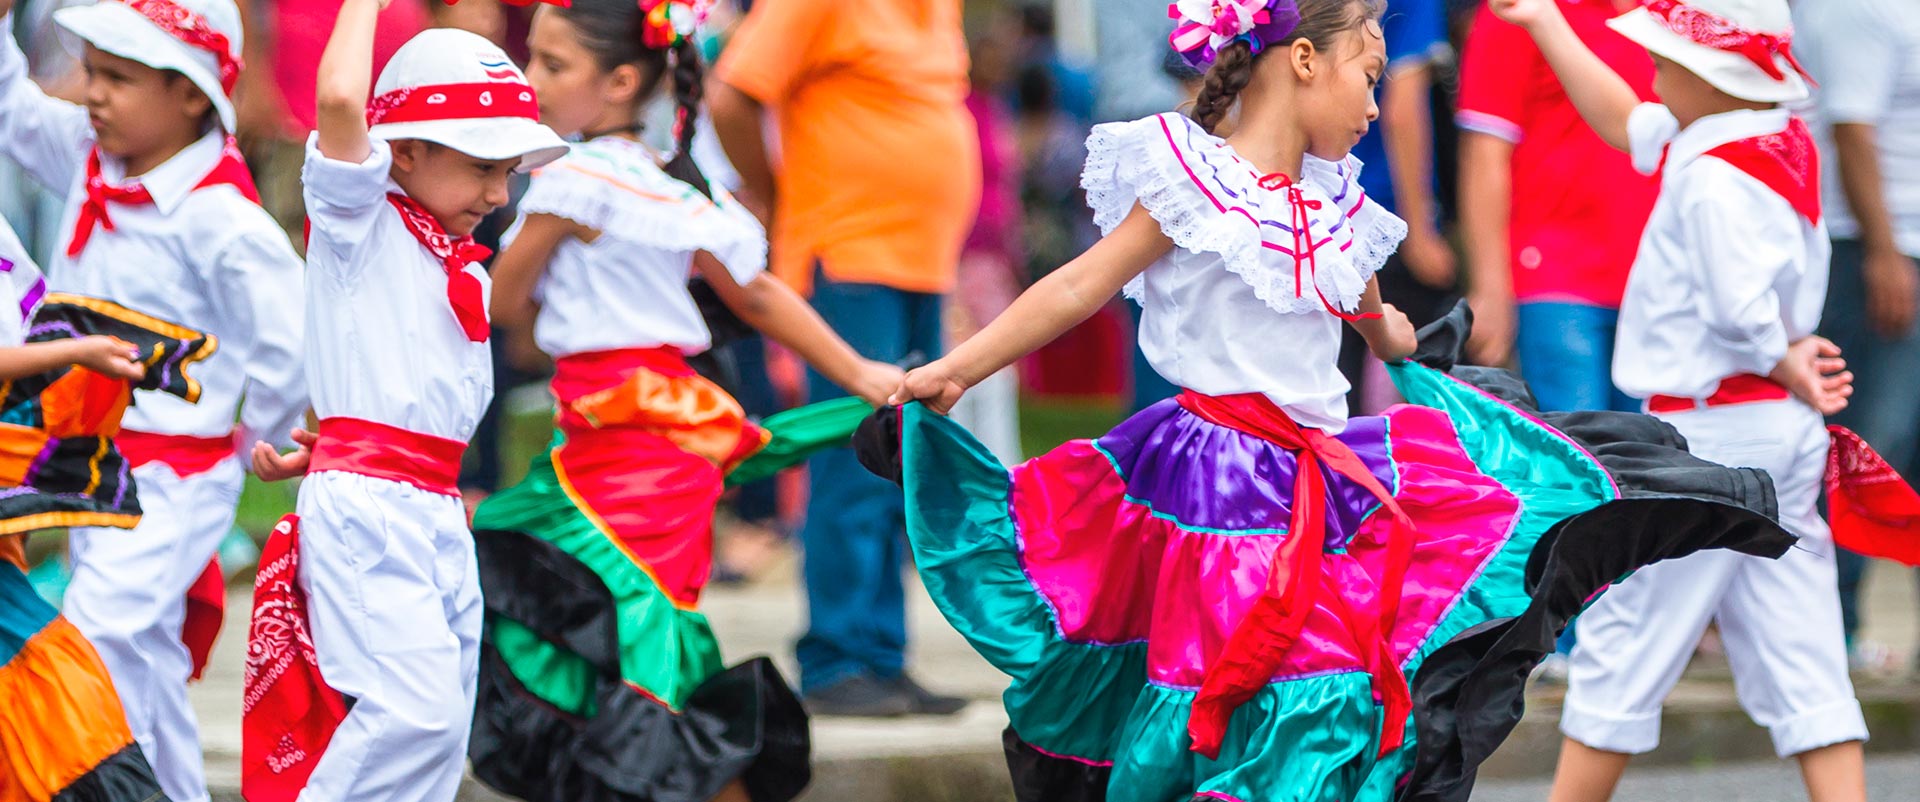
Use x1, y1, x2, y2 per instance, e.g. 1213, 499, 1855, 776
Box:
717, 0, 981, 295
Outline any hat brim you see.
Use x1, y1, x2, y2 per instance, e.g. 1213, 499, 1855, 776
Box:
53, 3, 236, 133
1607, 8, 1808, 104
370, 117, 569, 173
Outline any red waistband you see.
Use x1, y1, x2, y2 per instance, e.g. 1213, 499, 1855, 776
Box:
551, 347, 692, 402
117, 429, 238, 478
307, 418, 465, 496
1647, 374, 1791, 414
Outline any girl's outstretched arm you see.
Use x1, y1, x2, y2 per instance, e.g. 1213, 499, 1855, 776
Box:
1490, 0, 1638, 151
693, 253, 903, 406
314, 0, 393, 163
894, 204, 1174, 413
0, 337, 142, 382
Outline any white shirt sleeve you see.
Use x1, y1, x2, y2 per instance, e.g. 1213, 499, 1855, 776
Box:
0, 13, 92, 194
210, 226, 309, 450
1626, 103, 1681, 176
300, 133, 395, 280
1682, 169, 1798, 377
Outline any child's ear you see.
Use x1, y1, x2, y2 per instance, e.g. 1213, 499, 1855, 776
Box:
607, 63, 644, 106
390, 140, 418, 173
169, 76, 213, 125
1289, 38, 1318, 82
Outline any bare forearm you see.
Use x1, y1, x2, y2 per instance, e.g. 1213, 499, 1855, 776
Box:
707, 81, 777, 221
1383, 66, 1438, 227
731, 274, 870, 390
1526, 12, 1637, 150
1834, 124, 1897, 252
315, 0, 381, 162
0, 341, 90, 380
1458, 135, 1515, 297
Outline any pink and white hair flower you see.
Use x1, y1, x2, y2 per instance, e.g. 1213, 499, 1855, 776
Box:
1168, 0, 1304, 68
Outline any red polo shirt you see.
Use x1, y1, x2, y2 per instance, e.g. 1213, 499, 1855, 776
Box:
1457, 0, 1659, 308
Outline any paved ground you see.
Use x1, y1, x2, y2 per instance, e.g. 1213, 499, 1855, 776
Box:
188, 553, 1920, 799
1470, 755, 1920, 802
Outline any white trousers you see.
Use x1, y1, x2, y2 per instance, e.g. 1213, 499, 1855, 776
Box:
1562, 399, 1867, 757
65, 458, 245, 802
295, 470, 481, 802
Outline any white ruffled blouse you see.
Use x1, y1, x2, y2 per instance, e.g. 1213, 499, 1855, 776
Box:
1085, 112, 1406, 431
506, 137, 768, 358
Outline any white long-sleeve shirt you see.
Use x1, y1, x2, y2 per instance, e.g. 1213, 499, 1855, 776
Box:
0, 15, 307, 447
300, 137, 493, 442
1612, 105, 1829, 400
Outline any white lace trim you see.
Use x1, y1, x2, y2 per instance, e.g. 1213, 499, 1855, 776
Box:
1083, 114, 1406, 316
518, 141, 767, 275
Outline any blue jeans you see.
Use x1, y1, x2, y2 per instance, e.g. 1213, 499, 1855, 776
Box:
795, 273, 943, 692
1515, 302, 1640, 415
1517, 301, 1637, 654
1819, 239, 1920, 646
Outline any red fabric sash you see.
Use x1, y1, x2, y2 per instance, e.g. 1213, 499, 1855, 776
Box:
1827, 426, 1920, 566
550, 346, 697, 402
1646, 373, 1790, 413
116, 427, 242, 681
308, 417, 467, 496
1176, 391, 1416, 759
68, 138, 260, 258
385, 193, 492, 343
242, 515, 346, 802
1704, 117, 1821, 225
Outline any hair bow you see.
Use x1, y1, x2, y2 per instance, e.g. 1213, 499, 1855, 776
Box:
1168, 0, 1302, 68
639, 0, 713, 49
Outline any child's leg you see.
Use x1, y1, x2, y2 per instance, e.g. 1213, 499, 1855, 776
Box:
297, 473, 480, 802
64, 460, 243, 802
1550, 550, 1739, 801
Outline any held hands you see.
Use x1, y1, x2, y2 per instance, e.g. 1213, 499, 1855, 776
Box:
1770, 336, 1853, 415
848, 359, 907, 408
251, 428, 320, 483
1369, 303, 1420, 363
67, 336, 145, 381
888, 359, 970, 415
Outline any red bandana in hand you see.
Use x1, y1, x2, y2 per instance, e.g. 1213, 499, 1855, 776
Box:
242, 516, 347, 802
1827, 426, 1920, 566
386, 193, 492, 343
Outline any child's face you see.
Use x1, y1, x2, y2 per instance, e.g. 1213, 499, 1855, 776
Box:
1651, 54, 1726, 125
1283, 21, 1386, 162
81, 45, 212, 165
525, 8, 640, 139
389, 141, 519, 237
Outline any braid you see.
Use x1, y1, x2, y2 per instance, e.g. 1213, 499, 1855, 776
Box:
661, 38, 713, 200
1189, 41, 1255, 134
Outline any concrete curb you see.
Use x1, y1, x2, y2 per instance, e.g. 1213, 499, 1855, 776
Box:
206, 683, 1920, 802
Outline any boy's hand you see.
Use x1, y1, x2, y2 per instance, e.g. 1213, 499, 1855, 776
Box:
1369, 303, 1420, 363
251, 428, 320, 483
1770, 336, 1853, 415
67, 336, 145, 381
1489, 0, 1560, 28
889, 360, 970, 416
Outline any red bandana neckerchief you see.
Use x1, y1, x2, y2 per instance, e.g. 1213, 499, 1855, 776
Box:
385, 193, 492, 342
1704, 116, 1821, 224
68, 137, 261, 258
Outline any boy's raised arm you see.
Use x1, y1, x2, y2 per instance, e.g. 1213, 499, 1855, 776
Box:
314, 0, 391, 163
1491, 0, 1641, 151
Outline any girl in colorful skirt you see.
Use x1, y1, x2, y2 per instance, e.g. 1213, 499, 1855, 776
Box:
881, 0, 1819, 800
466, 1, 901, 801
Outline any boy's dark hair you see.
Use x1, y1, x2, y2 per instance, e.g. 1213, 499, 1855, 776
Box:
1190, 0, 1385, 134
549, 0, 713, 199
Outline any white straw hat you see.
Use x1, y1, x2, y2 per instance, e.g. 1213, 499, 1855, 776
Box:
1607, 0, 1811, 103
366, 29, 569, 172
53, 0, 244, 133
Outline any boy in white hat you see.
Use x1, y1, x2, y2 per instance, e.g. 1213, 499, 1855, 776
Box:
0, 1, 307, 800
1489, 0, 1869, 800
245, 0, 565, 799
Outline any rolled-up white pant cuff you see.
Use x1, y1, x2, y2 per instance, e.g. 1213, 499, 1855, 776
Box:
1559, 701, 1663, 755
1768, 698, 1869, 758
